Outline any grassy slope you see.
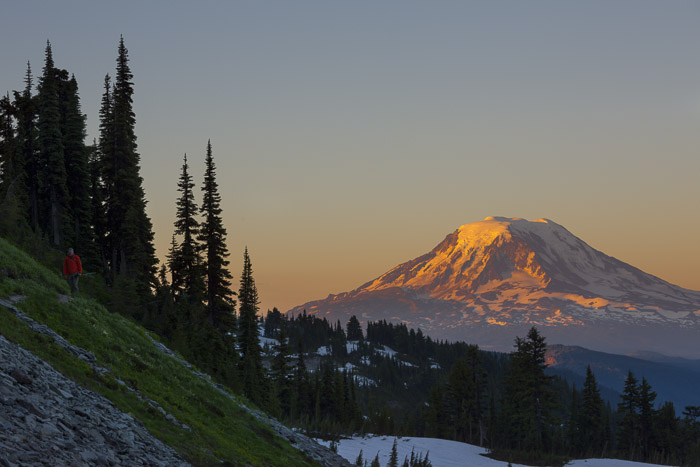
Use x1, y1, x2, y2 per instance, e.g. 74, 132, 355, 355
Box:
0, 236, 317, 466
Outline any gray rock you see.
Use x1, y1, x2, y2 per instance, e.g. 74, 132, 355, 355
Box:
73, 406, 91, 418
15, 398, 46, 418
79, 450, 99, 463
39, 423, 62, 438
87, 427, 106, 444
50, 382, 74, 399
119, 430, 135, 447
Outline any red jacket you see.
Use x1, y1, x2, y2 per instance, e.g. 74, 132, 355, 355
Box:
63, 254, 83, 276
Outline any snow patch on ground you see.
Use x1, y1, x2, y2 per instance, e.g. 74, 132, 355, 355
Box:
259, 336, 278, 349
319, 435, 673, 467
374, 345, 397, 358
352, 376, 377, 388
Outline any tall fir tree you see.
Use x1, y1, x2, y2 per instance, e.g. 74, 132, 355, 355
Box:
292, 338, 310, 422
638, 377, 657, 460
57, 71, 91, 253
13, 63, 39, 232
197, 140, 236, 331
346, 315, 363, 341
95, 74, 113, 272
445, 345, 487, 445
617, 371, 641, 459
238, 247, 264, 404
0, 92, 24, 238
166, 233, 180, 293
501, 326, 558, 453
87, 140, 107, 273
579, 365, 605, 456
171, 153, 204, 302
0, 93, 16, 198
269, 324, 292, 417
37, 40, 67, 245
100, 36, 157, 299
566, 385, 580, 455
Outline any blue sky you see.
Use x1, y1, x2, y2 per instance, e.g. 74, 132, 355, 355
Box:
2, 1, 699, 312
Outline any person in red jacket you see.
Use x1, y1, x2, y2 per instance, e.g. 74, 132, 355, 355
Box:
63, 248, 83, 294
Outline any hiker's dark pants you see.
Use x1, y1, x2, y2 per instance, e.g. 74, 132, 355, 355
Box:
66, 273, 80, 294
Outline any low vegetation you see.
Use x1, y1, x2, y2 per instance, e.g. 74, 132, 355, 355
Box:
0, 237, 316, 466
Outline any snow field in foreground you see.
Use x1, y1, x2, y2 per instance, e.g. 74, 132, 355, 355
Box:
317, 435, 672, 467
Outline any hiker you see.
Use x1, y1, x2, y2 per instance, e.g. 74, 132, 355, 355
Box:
63, 248, 83, 294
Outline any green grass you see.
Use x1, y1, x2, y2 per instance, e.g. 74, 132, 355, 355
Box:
0, 237, 318, 467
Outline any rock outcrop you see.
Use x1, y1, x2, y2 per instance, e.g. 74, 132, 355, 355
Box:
0, 333, 187, 466
0, 296, 350, 466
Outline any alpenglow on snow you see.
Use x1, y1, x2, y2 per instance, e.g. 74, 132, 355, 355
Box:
289, 217, 700, 357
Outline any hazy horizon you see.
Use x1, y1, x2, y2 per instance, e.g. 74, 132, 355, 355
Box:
2, 1, 699, 314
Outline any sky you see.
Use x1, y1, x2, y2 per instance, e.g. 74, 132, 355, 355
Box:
2, 1, 699, 314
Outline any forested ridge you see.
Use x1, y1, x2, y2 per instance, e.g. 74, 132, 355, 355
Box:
2, 39, 699, 466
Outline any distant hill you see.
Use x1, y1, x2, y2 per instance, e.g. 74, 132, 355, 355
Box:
290, 217, 700, 358
546, 344, 700, 411
625, 350, 700, 373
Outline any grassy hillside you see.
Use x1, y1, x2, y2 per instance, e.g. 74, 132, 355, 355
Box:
0, 236, 317, 466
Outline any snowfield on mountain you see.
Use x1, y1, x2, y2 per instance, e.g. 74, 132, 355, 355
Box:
290, 217, 700, 357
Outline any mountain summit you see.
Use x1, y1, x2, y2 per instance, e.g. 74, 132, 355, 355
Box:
290, 217, 700, 357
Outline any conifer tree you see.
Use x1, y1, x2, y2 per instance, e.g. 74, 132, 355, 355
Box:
0, 92, 26, 239
501, 326, 558, 453
355, 449, 364, 466
238, 247, 264, 404
87, 141, 107, 272
198, 139, 235, 331
57, 71, 91, 253
270, 324, 292, 415
425, 384, 446, 438
12, 63, 39, 232
617, 371, 641, 459
165, 232, 179, 287
0, 93, 16, 198
347, 315, 363, 341
292, 338, 310, 421
388, 438, 399, 467
638, 377, 657, 460
445, 345, 487, 445
95, 74, 113, 271
101, 36, 157, 296
37, 40, 67, 245
171, 153, 204, 302
579, 365, 605, 456
566, 385, 580, 455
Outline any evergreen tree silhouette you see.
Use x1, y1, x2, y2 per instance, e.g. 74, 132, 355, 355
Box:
198, 139, 236, 331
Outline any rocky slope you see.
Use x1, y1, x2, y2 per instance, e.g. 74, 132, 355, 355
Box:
0, 295, 350, 467
290, 217, 700, 357
0, 333, 186, 466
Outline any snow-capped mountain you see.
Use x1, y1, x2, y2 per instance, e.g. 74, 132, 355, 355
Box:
289, 217, 700, 357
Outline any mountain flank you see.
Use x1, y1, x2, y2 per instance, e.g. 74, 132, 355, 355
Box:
290, 217, 700, 357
